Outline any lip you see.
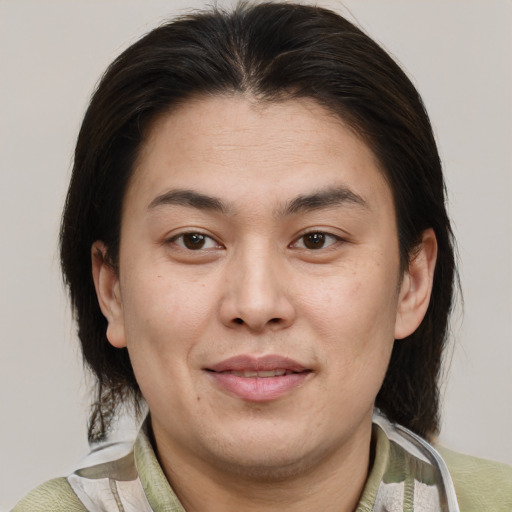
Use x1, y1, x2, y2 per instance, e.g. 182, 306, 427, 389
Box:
205, 355, 312, 402
207, 354, 308, 373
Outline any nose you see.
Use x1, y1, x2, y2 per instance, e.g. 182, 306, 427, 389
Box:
219, 246, 296, 332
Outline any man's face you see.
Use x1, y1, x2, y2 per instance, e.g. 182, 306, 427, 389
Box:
97, 96, 423, 478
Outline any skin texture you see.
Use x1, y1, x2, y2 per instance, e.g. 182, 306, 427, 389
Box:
92, 96, 437, 512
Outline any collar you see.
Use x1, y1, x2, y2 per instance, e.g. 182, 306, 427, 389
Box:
67, 412, 460, 511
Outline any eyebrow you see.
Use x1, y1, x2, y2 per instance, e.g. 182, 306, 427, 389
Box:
147, 185, 368, 217
148, 189, 229, 214
279, 186, 368, 216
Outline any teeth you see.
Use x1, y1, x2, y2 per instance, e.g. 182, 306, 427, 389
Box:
258, 369, 286, 377
239, 371, 258, 378
228, 369, 288, 378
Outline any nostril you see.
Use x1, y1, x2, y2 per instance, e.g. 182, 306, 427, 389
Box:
270, 318, 280, 323
234, 318, 244, 324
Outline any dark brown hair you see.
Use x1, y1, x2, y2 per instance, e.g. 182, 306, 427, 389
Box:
60, 1, 456, 441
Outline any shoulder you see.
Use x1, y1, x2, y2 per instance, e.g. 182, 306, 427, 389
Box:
12, 477, 86, 512
438, 446, 512, 512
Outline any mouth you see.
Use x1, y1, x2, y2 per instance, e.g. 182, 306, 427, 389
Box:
217, 369, 302, 378
205, 355, 312, 402
206, 354, 309, 373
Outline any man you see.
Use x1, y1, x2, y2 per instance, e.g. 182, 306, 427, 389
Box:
14, 2, 511, 511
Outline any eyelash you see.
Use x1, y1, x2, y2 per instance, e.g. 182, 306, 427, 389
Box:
291, 231, 343, 250
167, 230, 343, 252
167, 232, 222, 251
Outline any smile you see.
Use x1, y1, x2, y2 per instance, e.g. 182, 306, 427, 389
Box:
206, 355, 312, 401
222, 369, 298, 378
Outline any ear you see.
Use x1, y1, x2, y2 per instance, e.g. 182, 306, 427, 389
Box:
91, 241, 127, 348
394, 228, 438, 340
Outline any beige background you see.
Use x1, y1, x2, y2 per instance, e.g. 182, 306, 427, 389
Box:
1, 0, 511, 509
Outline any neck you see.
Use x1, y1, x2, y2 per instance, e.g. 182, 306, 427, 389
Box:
152, 420, 373, 512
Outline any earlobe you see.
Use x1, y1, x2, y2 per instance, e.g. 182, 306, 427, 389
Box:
91, 241, 127, 348
394, 228, 438, 340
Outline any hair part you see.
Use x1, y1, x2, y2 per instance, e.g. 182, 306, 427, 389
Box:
60, 1, 456, 442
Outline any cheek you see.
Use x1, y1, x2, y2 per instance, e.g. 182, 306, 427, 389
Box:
298, 260, 400, 358
120, 269, 217, 352
119, 272, 215, 410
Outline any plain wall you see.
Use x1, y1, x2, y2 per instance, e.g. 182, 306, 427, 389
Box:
1, 1, 511, 509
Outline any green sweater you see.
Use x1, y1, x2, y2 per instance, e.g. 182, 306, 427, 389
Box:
13, 417, 512, 512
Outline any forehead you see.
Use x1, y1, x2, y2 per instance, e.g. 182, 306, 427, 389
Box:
126, 95, 393, 218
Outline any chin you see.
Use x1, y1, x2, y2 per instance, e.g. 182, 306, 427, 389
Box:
208, 450, 319, 483
200, 430, 331, 482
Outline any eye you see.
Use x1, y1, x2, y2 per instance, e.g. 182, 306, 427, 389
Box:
292, 231, 341, 250
170, 232, 220, 250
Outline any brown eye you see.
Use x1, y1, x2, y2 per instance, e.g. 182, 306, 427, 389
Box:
291, 231, 341, 250
183, 233, 206, 249
171, 233, 220, 250
303, 232, 326, 249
